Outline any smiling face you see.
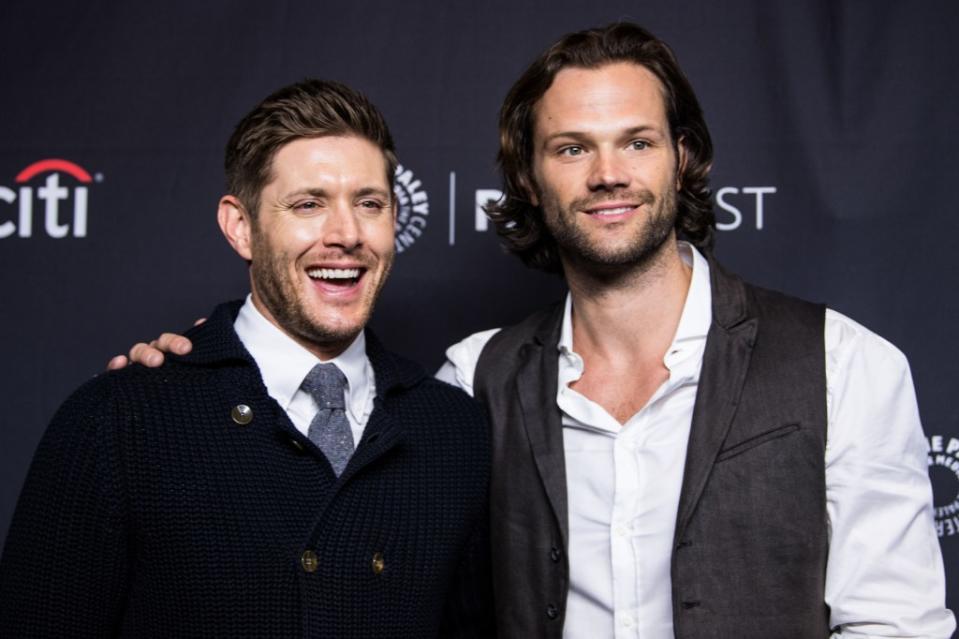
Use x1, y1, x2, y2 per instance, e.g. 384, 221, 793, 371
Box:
531, 62, 683, 275
219, 135, 396, 359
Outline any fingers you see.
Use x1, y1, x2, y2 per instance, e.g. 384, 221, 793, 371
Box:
129, 342, 165, 367
128, 332, 194, 368
106, 354, 129, 370
109, 330, 197, 371
155, 333, 194, 356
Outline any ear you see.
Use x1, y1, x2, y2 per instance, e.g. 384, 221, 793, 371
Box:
675, 137, 689, 191
218, 195, 253, 261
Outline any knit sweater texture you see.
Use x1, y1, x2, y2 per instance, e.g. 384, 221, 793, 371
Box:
0, 302, 494, 638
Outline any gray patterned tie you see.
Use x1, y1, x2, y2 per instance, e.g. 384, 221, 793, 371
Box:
302, 363, 354, 476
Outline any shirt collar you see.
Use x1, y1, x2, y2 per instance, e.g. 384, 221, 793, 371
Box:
233, 295, 372, 423
558, 241, 713, 370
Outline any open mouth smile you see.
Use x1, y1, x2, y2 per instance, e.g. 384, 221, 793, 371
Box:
306, 266, 365, 291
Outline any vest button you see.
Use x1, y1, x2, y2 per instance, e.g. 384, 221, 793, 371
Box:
549, 546, 562, 563
301, 550, 319, 573
546, 603, 559, 620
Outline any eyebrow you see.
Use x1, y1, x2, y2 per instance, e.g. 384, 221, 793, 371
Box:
284, 186, 393, 200
540, 124, 667, 146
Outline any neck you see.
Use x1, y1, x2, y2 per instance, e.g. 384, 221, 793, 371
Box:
249, 291, 352, 361
564, 238, 692, 364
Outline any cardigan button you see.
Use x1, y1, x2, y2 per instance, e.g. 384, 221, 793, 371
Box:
371, 552, 385, 575
301, 550, 319, 573
545, 603, 559, 620
231, 404, 253, 425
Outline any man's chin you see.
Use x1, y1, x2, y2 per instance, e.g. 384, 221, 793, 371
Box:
301, 312, 370, 346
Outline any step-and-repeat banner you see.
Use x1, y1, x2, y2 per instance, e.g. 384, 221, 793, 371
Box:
2, 0, 957, 626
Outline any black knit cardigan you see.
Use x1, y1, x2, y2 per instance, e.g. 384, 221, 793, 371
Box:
0, 302, 494, 638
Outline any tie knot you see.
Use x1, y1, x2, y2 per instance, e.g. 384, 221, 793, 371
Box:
302, 362, 347, 410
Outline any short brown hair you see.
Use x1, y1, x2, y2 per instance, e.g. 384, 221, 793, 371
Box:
487, 22, 715, 273
225, 78, 398, 216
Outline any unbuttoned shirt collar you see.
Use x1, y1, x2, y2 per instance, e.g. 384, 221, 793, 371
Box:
556, 241, 713, 430
556, 241, 713, 639
233, 294, 374, 437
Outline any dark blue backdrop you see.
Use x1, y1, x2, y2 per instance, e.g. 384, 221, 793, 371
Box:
2, 0, 957, 626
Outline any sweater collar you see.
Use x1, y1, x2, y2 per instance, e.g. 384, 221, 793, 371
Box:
170, 300, 426, 397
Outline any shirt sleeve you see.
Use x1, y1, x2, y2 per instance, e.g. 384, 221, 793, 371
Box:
434, 328, 501, 397
823, 309, 955, 638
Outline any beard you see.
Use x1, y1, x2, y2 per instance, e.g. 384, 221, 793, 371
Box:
540, 185, 678, 275
248, 235, 392, 350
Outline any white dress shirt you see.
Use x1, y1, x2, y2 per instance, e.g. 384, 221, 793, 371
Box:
436, 244, 954, 639
234, 295, 375, 445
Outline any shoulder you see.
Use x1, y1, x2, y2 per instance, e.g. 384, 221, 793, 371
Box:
437, 328, 502, 395
439, 303, 565, 393
741, 279, 825, 325
411, 376, 488, 419
824, 307, 912, 383
394, 358, 487, 418
49, 372, 121, 430
368, 337, 484, 418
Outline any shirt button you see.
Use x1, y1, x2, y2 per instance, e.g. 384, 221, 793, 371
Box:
231, 404, 253, 425
614, 524, 629, 537
622, 614, 635, 628
300, 550, 318, 573
545, 603, 559, 620
371, 552, 385, 575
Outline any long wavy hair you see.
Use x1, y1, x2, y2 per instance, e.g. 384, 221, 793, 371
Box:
487, 23, 715, 273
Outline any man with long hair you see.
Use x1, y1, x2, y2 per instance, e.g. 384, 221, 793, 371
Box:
438, 22, 952, 638
108, 23, 952, 638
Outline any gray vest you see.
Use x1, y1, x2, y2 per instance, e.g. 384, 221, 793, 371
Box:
475, 259, 829, 639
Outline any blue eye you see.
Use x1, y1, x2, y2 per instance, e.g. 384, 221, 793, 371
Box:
631, 140, 649, 150
560, 146, 584, 157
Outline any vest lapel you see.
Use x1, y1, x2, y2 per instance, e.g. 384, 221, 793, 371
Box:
515, 310, 569, 546
675, 259, 758, 541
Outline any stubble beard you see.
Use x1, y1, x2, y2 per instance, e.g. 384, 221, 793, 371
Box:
541, 185, 678, 278
249, 235, 393, 351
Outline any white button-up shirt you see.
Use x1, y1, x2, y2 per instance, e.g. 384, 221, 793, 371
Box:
437, 244, 954, 639
234, 295, 375, 444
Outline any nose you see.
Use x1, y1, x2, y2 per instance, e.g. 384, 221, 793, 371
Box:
587, 149, 631, 192
322, 203, 361, 250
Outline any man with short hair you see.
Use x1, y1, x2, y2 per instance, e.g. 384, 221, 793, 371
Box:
106, 23, 954, 639
0, 79, 493, 638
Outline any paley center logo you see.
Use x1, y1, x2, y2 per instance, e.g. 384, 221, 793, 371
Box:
928, 434, 959, 538
473, 184, 777, 233
0, 158, 100, 238
393, 163, 429, 253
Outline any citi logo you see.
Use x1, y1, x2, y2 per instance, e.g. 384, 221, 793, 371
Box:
0, 159, 100, 238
